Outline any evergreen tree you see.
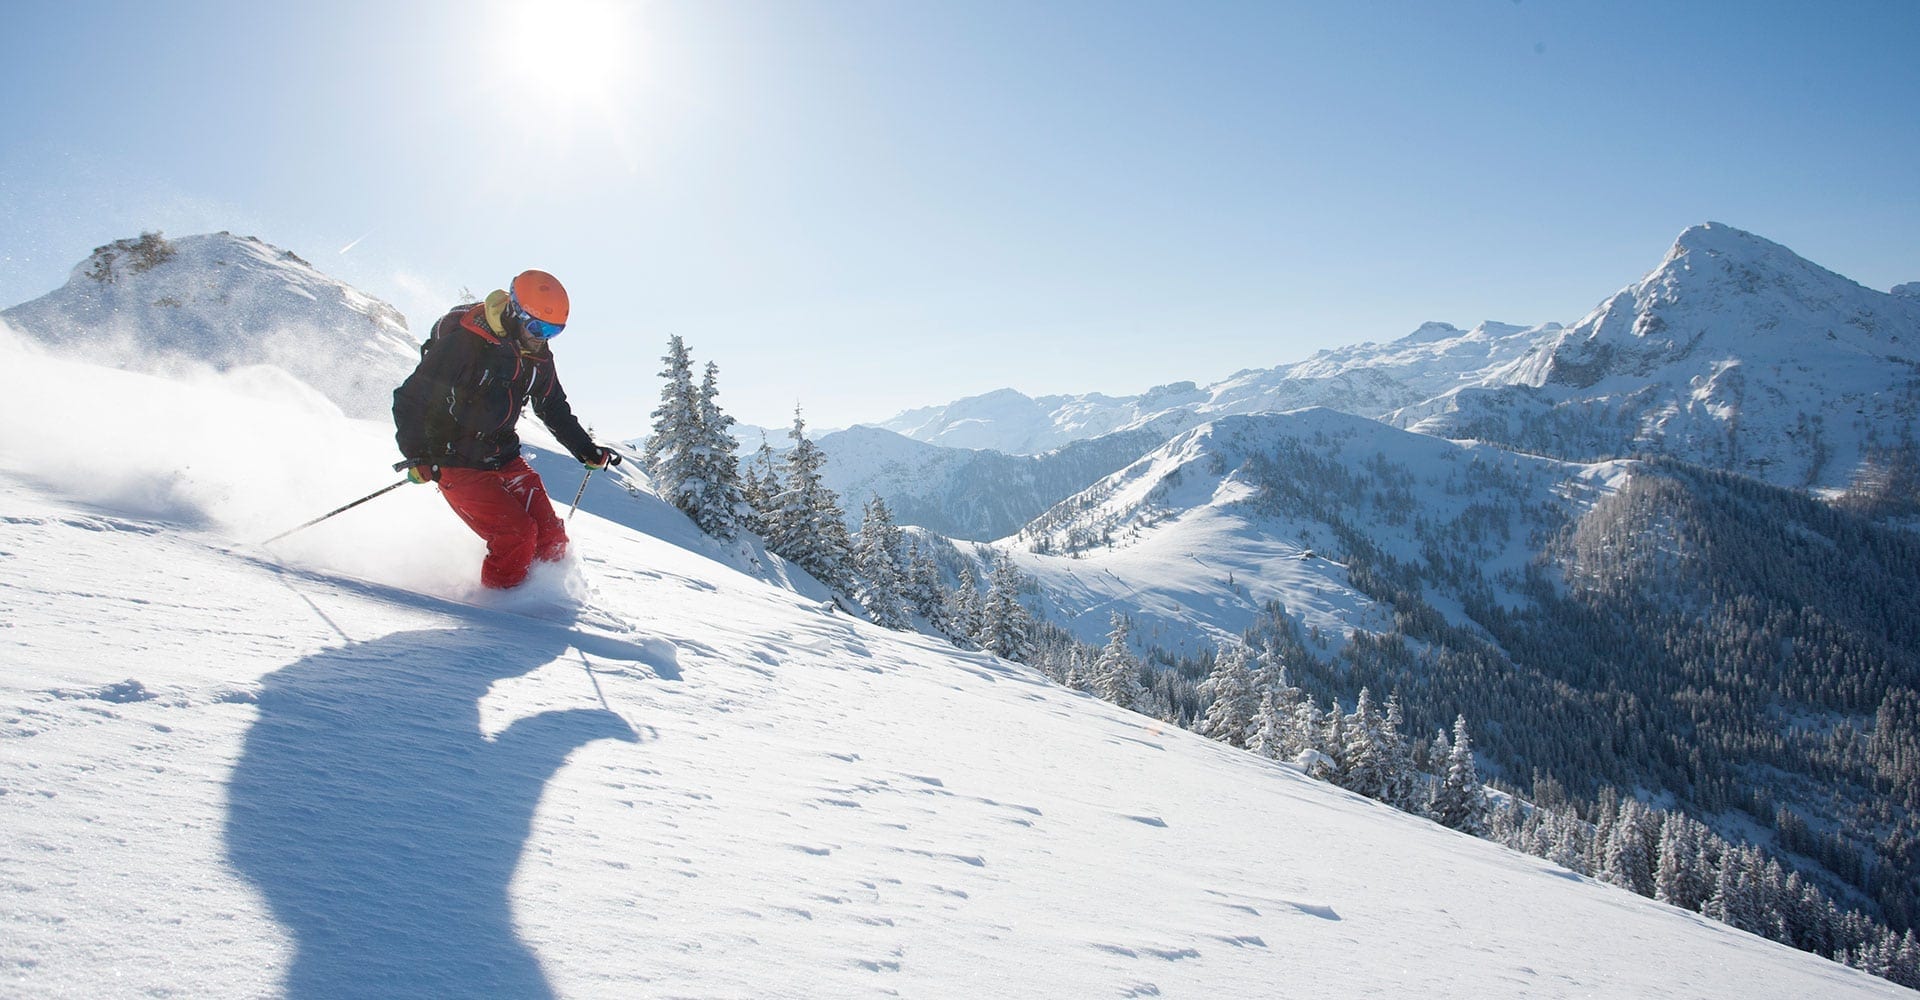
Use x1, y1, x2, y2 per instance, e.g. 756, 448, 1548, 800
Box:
945, 565, 982, 645
1427, 727, 1451, 777
1379, 692, 1417, 811
1429, 715, 1487, 835
1198, 642, 1259, 749
644, 335, 702, 513
977, 555, 1035, 661
643, 338, 745, 538
1655, 816, 1709, 912
1093, 612, 1146, 712
854, 496, 909, 629
741, 433, 783, 535
1289, 698, 1326, 764
1340, 688, 1388, 800
1320, 707, 1349, 781
1704, 844, 1771, 937
905, 543, 950, 630
1248, 687, 1289, 761
1544, 809, 1588, 873
690, 360, 746, 538
770, 408, 854, 593
1256, 653, 1308, 759
1062, 647, 1094, 693
1601, 798, 1657, 898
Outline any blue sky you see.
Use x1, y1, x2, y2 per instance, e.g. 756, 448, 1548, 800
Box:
4, 0, 1916, 434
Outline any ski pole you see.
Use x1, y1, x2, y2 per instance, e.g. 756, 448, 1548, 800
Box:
567, 468, 595, 522
262, 479, 410, 545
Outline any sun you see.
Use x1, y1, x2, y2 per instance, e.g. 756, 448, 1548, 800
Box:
491, 0, 640, 111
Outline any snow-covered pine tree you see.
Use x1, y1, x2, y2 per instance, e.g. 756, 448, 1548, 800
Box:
854, 495, 909, 629
644, 335, 702, 515
770, 408, 854, 594
741, 434, 783, 536
1429, 714, 1487, 835
1092, 612, 1145, 712
689, 360, 746, 538
945, 564, 982, 645
1254, 648, 1307, 759
1340, 687, 1388, 800
906, 543, 950, 631
1379, 692, 1416, 811
1587, 787, 1620, 878
1600, 798, 1658, 898
1248, 686, 1288, 761
1294, 697, 1338, 780
1544, 808, 1588, 873
1320, 706, 1349, 780
1720, 848, 1751, 928
1289, 697, 1325, 765
1197, 642, 1258, 749
977, 555, 1034, 661
1062, 646, 1093, 693
1704, 846, 1764, 932
1426, 726, 1451, 777
1655, 815, 1709, 911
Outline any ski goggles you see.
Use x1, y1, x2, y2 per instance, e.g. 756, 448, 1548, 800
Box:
508, 294, 565, 340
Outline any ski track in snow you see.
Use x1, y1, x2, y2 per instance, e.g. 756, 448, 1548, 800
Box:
1, 466, 1907, 999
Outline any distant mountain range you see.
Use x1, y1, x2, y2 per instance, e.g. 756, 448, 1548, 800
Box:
871, 320, 1559, 456
824, 222, 1915, 541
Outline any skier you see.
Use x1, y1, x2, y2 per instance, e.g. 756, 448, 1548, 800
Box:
392, 269, 621, 590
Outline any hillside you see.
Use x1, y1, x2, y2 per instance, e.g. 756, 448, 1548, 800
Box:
2, 323, 1909, 999
966, 405, 1920, 933
0, 231, 419, 419
1000, 408, 1625, 654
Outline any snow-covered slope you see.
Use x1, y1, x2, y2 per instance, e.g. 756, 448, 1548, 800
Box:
4, 331, 1904, 998
1, 231, 419, 419
996, 408, 1626, 655
1395, 223, 1920, 491
872, 320, 1559, 455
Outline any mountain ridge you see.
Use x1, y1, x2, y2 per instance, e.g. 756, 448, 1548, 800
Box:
869, 315, 1557, 456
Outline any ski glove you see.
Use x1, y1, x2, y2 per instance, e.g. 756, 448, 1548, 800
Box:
584, 447, 622, 471
396, 459, 440, 484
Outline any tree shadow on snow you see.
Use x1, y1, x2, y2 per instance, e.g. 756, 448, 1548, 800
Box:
225, 626, 637, 999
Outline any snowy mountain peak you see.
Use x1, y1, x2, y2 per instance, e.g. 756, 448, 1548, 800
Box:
1648, 221, 1893, 322
1665, 219, 1797, 261
2, 230, 419, 419
1545, 221, 1910, 381
1893, 281, 1920, 300
1397, 223, 1920, 491
1404, 320, 1465, 343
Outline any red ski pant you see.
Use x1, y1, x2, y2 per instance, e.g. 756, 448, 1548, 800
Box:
437, 457, 569, 589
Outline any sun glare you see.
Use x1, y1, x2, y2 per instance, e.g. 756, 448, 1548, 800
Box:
493, 0, 640, 110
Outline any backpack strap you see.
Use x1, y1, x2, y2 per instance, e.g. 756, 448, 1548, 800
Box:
457, 303, 502, 344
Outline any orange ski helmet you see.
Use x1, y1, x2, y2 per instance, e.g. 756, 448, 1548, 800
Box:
509, 269, 569, 337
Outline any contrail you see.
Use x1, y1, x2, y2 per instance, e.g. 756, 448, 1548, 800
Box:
338, 230, 375, 255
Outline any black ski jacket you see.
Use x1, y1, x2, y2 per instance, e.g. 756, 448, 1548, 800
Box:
392, 301, 598, 470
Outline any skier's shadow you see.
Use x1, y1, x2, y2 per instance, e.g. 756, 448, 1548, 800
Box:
225, 626, 638, 999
